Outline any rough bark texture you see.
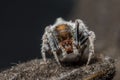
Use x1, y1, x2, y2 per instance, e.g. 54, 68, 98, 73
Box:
0, 56, 115, 80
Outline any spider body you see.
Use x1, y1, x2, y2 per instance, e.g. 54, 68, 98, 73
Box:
55, 24, 73, 54
41, 18, 95, 65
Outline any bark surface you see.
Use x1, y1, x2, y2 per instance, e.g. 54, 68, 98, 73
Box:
0, 56, 115, 80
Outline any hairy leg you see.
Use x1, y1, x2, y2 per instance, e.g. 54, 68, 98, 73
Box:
86, 31, 95, 65
48, 32, 61, 65
41, 34, 48, 63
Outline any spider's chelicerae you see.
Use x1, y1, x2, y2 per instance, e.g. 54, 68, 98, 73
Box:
41, 18, 95, 65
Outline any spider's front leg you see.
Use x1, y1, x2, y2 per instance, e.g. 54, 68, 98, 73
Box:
41, 26, 61, 65
41, 32, 50, 63
74, 19, 88, 55
41, 26, 53, 63
86, 31, 95, 65
72, 20, 81, 55
75, 19, 95, 65
47, 31, 61, 65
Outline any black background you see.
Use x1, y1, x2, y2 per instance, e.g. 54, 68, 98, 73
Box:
0, 0, 74, 69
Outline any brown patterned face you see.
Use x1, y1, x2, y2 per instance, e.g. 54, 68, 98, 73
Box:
55, 24, 73, 54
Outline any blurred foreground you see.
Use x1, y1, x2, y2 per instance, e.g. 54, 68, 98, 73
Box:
0, 57, 115, 80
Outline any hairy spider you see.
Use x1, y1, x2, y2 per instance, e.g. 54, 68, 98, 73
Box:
41, 18, 95, 65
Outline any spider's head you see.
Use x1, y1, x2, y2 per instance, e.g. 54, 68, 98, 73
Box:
55, 24, 73, 54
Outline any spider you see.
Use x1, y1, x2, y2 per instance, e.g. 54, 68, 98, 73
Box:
41, 18, 95, 65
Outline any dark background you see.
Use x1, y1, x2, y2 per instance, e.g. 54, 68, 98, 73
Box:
0, 0, 120, 79
0, 0, 75, 69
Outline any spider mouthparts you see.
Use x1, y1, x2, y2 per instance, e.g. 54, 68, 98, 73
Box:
60, 39, 73, 54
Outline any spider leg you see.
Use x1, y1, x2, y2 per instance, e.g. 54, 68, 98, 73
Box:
53, 51, 61, 66
41, 26, 60, 65
72, 20, 83, 55
73, 41, 79, 55
86, 31, 95, 65
59, 45, 67, 58
53, 32, 67, 58
41, 26, 54, 63
75, 19, 88, 46
48, 32, 61, 65
74, 20, 80, 45
80, 36, 88, 45
41, 33, 48, 63
75, 19, 95, 65
41, 48, 47, 62
79, 32, 88, 57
